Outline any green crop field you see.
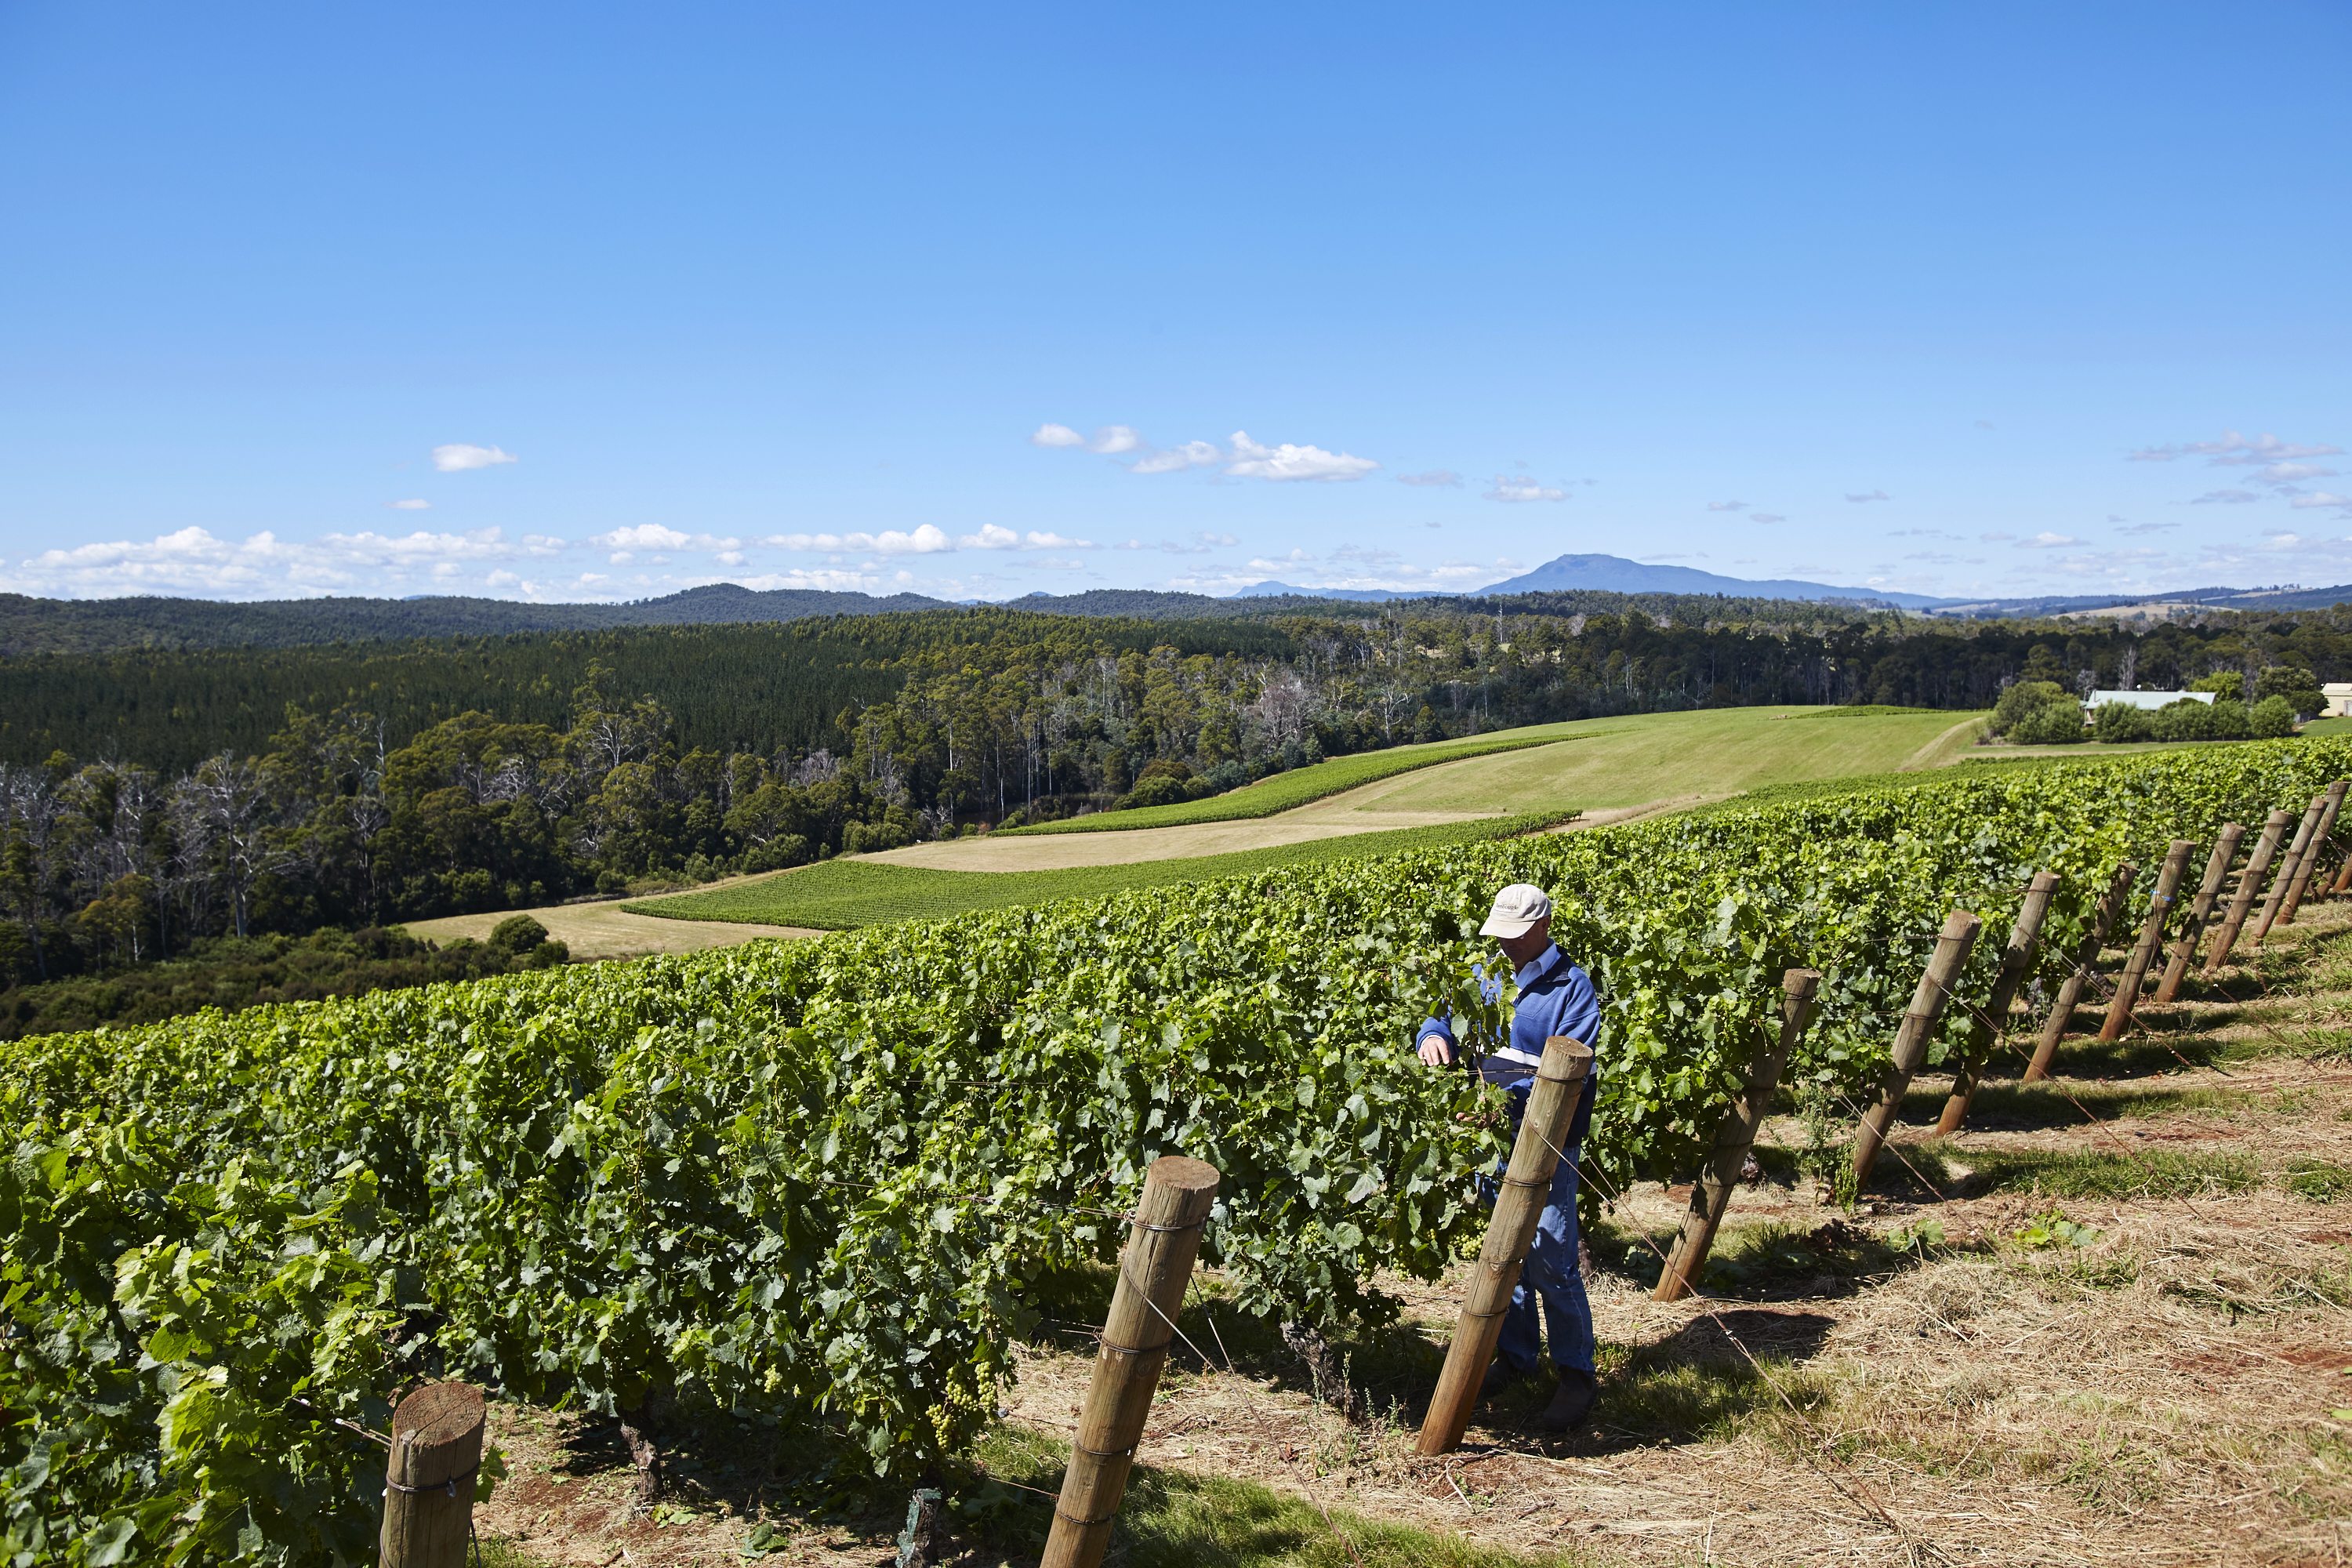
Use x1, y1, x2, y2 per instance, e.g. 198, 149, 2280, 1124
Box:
1352, 706, 1982, 817
996, 728, 1578, 834
626, 811, 1570, 928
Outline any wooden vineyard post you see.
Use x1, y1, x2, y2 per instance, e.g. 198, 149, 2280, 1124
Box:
1040, 1156, 1220, 1568
2204, 808, 2292, 974
2329, 820, 2352, 899
380, 1383, 487, 1568
1653, 971, 1819, 1303
1936, 872, 2060, 1134
1417, 1036, 1594, 1456
2277, 779, 2348, 927
2097, 839, 2195, 1043
2154, 826, 2244, 1004
2255, 796, 2328, 944
1851, 909, 1980, 1185
2025, 862, 2133, 1081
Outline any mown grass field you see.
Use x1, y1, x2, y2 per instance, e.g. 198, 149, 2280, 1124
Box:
1352, 705, 1980, 817
996, 728, 1580, 835
627, 811, 1569, 929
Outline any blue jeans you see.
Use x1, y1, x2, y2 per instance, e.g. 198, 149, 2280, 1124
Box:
1489, 1082, 1595, 1376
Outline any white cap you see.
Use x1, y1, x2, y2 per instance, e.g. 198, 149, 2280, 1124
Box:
1479, 883, 1552, 938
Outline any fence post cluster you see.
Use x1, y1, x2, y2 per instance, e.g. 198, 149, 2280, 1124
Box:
2205, 808, 2292, 972
1936, 872, 2058, 1134
379, 1383, 486, 1568
1417, 1035, 1594, 1456
2099, 839, 2195, 1042
1654, 969, 1820, 1302
1852, 909, 1980, 1181
2025, 862, 2133, 1080
2255, 795, 2328, 944
2279, 779, 2348, 927
2154, 826, 2244, 1004
1041, 1156, 1221, 1568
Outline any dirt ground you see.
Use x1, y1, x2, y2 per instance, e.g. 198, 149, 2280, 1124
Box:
466, 897, 2352, 1567
405, 895, 820, 959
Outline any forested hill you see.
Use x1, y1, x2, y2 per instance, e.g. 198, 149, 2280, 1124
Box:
0, 579, 1884, 656
0, 609, 1298, 775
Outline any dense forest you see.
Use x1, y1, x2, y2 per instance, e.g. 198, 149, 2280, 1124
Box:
5, 595, 2350, 999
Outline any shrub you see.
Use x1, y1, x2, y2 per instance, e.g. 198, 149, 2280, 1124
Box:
2192, 671, 2245, 702
1122, 774, 1192, 810
2256, 665, 2328, 718
2092, 702, 2155, 743
2153, 698, 2218, 742
2013, 700, 2086, 745
488, 913, 549, 955
1992, 680, 2072, 736
2208, 699, 2253, 741
2252, 695, 2298, 739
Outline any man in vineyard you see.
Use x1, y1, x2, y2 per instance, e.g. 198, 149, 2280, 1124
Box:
1414, 882, 1603, 1433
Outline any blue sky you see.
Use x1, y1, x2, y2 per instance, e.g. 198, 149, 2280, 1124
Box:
2, 2, 2347, 604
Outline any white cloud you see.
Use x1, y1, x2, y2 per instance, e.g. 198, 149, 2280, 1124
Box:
389, 499, 432, 510
1707, 499, 1749, 511
2135, 430, 2345, 466
770, 524, 957, 555
1844, 489, 1891, 503
1030, 423, 1087, 448
1483, 475, 1566, 503
2016, 532, 2078, 548
1021, 531, 1096, 550
1396, 470, 1462, 488
2192, 488, 2259, 505
1225, 430, 1379, 483
2114, 521, 2179, 535
1129, 441, 1221, 474
593, 524, 699, 552
1087, 425, 1142, 454
1116, 538, 1211, 554
1248, 549, 1318, 567
1198, 532, 1237, 546
1980, 532, 2016, 542
2290, 492, 2352, 513
1749, 513, 1785, 524
0, 524, 564, 599
1330, 543, 1402, 564
2258, 463, 2338, 484
431, 443, 518, 473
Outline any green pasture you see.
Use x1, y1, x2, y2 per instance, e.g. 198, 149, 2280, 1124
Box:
1350, 705, 1982, 817
627, 811, 1569, 930
996, 728, 1577, 834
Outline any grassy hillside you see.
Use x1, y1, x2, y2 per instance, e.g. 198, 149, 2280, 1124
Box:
997, 728, 1578, 834
1358, 705, 1980, 817
626, 811, 1569, 929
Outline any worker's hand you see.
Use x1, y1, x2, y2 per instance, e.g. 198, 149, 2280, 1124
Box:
1417, 1033, 1455, 1066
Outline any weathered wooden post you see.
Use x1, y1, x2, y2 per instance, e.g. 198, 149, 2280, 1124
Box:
380, 1383, 487, 1568
1936, 873, 2059, 1134
2277, 779, 2348, 926
1851, 910, 1980, 1185
2255, 797, 2328, 944
1417, 1035, 1594, 1456
2328, 826, 2352, 898
2025, 862, 2133, 1081
1653, 971, 1820, 1303
1040, 1156, 1221, 1568
2204, 809, 2292, 973
2097, 839, 2194, 1042
2154, 826, 2244, 1004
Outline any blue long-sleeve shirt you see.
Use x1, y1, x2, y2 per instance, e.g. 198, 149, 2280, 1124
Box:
1417, 945, 1603, 1132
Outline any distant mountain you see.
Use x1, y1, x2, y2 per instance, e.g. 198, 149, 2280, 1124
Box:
1475, 554, 1962, 610
1229, 581, 1450, 602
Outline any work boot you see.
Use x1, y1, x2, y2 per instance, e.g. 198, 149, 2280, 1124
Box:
1479, 1358, 1531, 1399
1538, 1369, 1597, 1432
